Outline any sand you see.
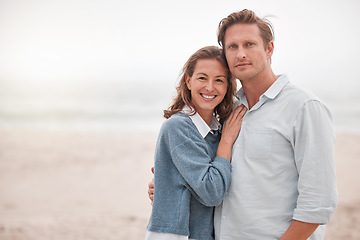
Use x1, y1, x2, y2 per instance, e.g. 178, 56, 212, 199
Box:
0, 130, 359, 239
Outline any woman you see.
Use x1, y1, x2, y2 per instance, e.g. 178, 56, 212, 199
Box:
145, 46, 246, 240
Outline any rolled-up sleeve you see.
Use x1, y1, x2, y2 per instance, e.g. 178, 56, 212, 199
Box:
293, 100, 338, 224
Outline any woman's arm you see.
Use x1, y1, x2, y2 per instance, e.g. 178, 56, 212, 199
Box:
148, 106, 247, 206
169, 106, 246, 206
216, 105, 247, 161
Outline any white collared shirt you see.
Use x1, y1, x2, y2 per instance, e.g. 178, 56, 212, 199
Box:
214, 74, 337, 240
182, 105, 221, 138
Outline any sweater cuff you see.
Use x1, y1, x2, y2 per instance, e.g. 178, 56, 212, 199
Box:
213, 156, 232, 169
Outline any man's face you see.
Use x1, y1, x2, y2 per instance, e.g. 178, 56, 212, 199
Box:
224, 23, 272, 81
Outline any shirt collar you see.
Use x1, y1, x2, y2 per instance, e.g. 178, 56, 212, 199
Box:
235, 74, 290, 103
262, 74, 289, 99
182, 105, 221, 138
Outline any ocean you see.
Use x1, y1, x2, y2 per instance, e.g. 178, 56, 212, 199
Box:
0, 78, 359, 134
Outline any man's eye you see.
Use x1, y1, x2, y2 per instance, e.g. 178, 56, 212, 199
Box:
247, 42, 254, 46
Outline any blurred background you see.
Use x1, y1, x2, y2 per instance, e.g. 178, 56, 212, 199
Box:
0, 0, 360, 133
0, 0, 359, 239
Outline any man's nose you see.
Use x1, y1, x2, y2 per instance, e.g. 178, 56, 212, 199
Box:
237, 47, 246, 59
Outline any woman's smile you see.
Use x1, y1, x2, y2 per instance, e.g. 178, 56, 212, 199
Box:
201, 93, 217, 100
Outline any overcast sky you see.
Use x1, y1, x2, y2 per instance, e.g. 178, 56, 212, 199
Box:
1, 0, 360, 96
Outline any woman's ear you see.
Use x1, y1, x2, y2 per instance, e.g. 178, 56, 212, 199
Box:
185, 75, 191, 90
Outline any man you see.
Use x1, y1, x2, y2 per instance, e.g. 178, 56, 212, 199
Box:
213, 9, 337, 240
149, 9, 337, 240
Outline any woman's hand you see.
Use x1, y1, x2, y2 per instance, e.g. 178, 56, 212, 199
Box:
216, 105, 247, 162
148, 167, 154, 205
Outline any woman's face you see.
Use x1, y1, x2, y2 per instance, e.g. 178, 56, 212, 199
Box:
185, 59, 228, 119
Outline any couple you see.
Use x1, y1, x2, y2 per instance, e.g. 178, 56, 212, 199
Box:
145, 9, 337, 240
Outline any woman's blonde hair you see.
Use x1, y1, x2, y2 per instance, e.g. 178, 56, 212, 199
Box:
164, 46, 236, 124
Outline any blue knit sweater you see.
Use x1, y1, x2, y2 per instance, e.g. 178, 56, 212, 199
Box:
147, 112, 232, 240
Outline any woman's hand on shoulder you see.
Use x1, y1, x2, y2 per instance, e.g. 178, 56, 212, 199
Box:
217, 105, 247, 161
222, 105, 247, 144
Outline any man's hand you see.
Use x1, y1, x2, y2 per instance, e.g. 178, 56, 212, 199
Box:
280, 220, 319, 240
148, 167, 155, 205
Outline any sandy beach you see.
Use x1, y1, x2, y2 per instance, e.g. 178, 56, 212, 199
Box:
0, 129, 359, 240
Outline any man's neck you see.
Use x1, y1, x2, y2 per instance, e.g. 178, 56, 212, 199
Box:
240, 71, 278, 109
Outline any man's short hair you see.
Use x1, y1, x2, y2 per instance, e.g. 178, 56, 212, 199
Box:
217, 9, 274, 50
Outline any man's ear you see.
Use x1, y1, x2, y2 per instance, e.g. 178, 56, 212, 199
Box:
185, 75, 191, 90
266, 41, 274, 58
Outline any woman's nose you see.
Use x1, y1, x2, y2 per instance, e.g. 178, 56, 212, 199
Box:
205, 80, 214, 91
